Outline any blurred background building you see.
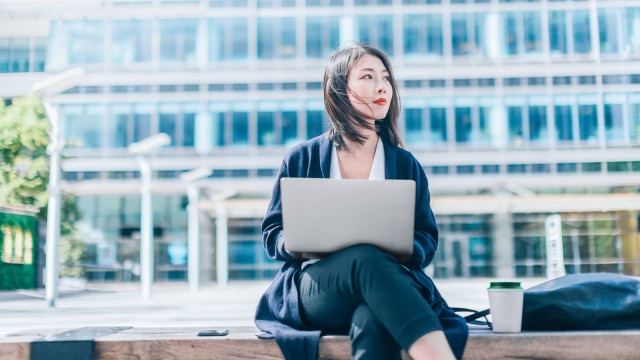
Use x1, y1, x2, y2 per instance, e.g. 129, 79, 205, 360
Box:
1, 0, 639, 284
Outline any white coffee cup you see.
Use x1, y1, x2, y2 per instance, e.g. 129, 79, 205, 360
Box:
487, 281, 524, 333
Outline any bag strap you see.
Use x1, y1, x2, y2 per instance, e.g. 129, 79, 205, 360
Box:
452, 307, 492, 329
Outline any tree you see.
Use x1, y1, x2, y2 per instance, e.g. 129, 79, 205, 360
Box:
0, 95, 84, 278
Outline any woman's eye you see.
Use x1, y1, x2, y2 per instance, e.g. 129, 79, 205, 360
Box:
384, 76, 391, 81
362, 74, 372, 79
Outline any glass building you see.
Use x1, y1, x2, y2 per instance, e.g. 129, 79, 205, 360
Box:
1, 0, 639, 283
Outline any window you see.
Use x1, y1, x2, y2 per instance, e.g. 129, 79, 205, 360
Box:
210, 17, 248, 61
482, 164, 500, 174
257, 111, 276, 146
111, 20, 152, 64
355, 0, 391, 5
60, 21, 105, 64
282, 111, 298, 145
405, 108, 424, 145
306, 17, 340, 59
532, 164, 551, 173
582, 162, 602, 173
507, 106, 524, 146
306, 0, 344, 5
554, 105, 574, 142
357, 15, 394, 55
604, 102, 625, 143
211, 112, 225, 147
578, 104, 598, 144
403, 14, 443, 57
258, 17, 297, 59
549, 11, 568, 54
232, 111, 249, 146
159, 103, 198, 147
306, 110, 326, 139
63, 104, 104, 149
429, 108, 447, 145
110, 105, 130, 148
529, 106, 548, 144
598, 9, 619, 54
451, 14, 471, 56
160, 20, 197, 63
0, 37, 44, 73
631, 99, 640, 143
455, 107, 472, 143
504, 78, 522, 86
553, 76, 572, 85
572, 10, 592, 54
478, 78, 495, 87
258, 83, 275, 91
578, 76, 596, 85
502, 12, 543, 57
558, 163, 578, 173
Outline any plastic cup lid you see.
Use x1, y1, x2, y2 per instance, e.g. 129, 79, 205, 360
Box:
488, 281, 523, 289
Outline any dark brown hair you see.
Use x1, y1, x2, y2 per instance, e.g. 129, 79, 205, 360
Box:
323, 43, 402, 151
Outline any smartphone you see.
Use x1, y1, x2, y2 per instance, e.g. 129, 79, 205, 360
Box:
197, 329, 229, 337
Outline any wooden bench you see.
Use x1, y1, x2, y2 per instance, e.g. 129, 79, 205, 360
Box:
2, 326, 640, 360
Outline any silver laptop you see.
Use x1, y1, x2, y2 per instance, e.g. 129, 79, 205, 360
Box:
280, 178, 415, 260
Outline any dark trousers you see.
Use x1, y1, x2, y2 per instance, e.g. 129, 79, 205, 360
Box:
297, 244, 443, 360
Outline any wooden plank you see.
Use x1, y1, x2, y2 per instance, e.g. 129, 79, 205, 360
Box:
464, 330, 640, 360
3, 327, 640, 360
0, 335, 37, 360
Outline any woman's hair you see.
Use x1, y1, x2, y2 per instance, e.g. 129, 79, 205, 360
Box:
323, 42, 402, 151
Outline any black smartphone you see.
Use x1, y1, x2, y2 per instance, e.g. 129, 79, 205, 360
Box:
197, 329, 229, 337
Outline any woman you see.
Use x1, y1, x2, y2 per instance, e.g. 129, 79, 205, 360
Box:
255, 43, 468, 360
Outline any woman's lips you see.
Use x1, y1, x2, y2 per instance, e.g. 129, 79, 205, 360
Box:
373, 98, 387, 105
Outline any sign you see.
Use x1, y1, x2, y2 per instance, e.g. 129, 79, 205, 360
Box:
545, 214, 566, 279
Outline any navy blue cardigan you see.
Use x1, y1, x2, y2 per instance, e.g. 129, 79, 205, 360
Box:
255, 134, 469, 359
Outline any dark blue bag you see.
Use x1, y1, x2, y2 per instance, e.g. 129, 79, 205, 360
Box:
522, 273, 640, 331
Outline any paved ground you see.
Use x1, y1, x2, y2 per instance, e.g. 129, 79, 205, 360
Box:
0, 278, 544, 338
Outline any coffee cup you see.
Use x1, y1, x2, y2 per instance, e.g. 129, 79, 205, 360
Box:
487, 281, 524, 333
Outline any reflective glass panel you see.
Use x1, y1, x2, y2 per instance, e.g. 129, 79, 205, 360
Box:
528, 105, 548, 144
429, 108, 447, 144
572, 10, 592, 54
258, 112, 276, 146
111, 20, 152, 64
578, 105, 598, 143
455, 107, 472, 143
604, 103, 624, 142
549, 11, 568, 54
405, 108, 423, 145
555, 105, 574, 142
598, 9, 620, 54
160, 20, 198, 63
232, 112, 249, 145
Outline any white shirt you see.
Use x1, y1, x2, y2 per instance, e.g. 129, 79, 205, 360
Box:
302, 137, 385, 269
330, 136, 385, 180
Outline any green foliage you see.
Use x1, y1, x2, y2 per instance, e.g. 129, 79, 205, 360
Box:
0, 95, 50, 208
0, 95, 85, 279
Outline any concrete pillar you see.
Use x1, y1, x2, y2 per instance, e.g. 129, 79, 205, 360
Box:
492, 211, 515, 278
199, 210, 214, 284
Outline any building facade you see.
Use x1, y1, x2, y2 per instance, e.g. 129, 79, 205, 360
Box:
1, 0, 639, 284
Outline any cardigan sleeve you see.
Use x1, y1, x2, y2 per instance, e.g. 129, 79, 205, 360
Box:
262, 160, 299, 262
402, 160, 439, 270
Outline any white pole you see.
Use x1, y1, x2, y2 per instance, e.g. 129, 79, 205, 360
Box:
138, 156, 153, 299
187, 185, 200, 292
215, 202, 228, 288
44, 102, 61, 308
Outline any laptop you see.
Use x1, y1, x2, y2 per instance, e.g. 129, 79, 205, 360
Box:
280, 178, 415, 261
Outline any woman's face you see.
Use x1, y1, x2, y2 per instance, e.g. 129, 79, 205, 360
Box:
347, 54, 392, 121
